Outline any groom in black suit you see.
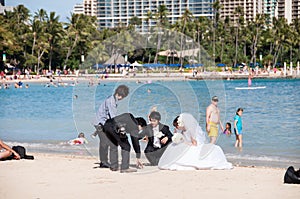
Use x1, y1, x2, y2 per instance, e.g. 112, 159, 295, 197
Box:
139, 111, 173, 165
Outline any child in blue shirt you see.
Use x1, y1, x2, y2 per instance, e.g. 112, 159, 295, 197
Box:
234, 108, 243, 148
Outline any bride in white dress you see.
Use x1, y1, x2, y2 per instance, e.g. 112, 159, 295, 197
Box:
158, 113, 232, 170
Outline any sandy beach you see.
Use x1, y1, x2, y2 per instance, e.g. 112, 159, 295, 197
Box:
1, 74, 299, 198
1, 70, 299, 86
1, 153, 299, 199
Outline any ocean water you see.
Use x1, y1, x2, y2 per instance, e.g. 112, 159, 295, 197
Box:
0, 78, 299, 168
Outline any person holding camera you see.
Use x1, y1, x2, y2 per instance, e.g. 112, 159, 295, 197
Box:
93, 85, 129, 168
103, 113, 147, 173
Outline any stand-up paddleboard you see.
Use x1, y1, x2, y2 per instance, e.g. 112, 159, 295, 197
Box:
235, 86, 266, 90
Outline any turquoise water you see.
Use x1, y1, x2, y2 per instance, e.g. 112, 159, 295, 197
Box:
0, 79, 299, 168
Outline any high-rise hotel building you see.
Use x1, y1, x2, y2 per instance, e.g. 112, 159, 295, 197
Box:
292, 0, 300, 20
73, 0, 97, 16
73, 3, 84, 15
96, 0, 215, 32
276, 0, 300, 24
263, 0, 277, 23
84, 0, 97, 16
74, 0, 300, 30
219, 0, 263, 25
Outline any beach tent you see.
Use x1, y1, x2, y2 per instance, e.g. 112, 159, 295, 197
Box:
157, 49, 178, 57
130, 61, 143, 67
104, 53, 126, 65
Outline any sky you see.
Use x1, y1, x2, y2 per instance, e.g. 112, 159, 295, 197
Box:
6, 0, 81, 22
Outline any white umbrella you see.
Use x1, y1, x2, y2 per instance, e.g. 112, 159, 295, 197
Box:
131, 61, 143, 67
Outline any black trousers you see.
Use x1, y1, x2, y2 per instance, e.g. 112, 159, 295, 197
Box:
95, 124, 111, 165
144, 144, 169, 166
104, 124, 131, 170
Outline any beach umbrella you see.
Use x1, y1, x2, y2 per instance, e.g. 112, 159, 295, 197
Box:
216, 63, 226, 67
168, 63, 181, 67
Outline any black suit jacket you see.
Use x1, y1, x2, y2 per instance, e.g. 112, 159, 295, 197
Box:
103, 113, 142, 158
139, 123, 173, 149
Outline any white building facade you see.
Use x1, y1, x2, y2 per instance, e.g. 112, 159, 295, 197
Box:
73, 0, 97, 16
96, 0, 215, 32
219, 0, 263, 25
276, 0, 300, 24
73, 3, 84, 15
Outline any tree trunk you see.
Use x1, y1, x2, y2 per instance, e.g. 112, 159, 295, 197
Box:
234, 27, 239, 67
220, 40, 224, 63
32, 32, 36, 55
49, 46, 53, 71
251, 27, 260, 65
64, 34, 79, 69
154, 27, 162, 63
273, 44, 281, 68
179, 34, 184, 67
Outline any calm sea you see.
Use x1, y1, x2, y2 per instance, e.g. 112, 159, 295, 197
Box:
0, 78, 299, 168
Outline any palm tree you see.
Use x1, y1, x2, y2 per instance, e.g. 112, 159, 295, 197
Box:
219, 16, 231, 63
46, 11, 63, 71
26, 9, 50, 73
247, 14, 266, 66
129, 16, 142, 32
3, 5, 30, 66
0, 16, 18, 57
156, 4, 169, 27
145, 11, 153, 62
290, 18, 300, 63
63, 14, 97, 69
212, 1, 222, 63
178, 9, 194, 67
194, 17, 211, 64
31, 9, 48, 56
233, 6, 244, 67
145, 11, 153, 33
271, 17, 290, 68
154, 4, 169, 63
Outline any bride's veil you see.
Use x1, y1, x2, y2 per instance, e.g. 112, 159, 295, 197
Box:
181, 113, 207, 144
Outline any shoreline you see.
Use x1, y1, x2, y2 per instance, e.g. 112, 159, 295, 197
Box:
1, 152, 299, 199
1, 71, 299, 85
5, 140, 299, 170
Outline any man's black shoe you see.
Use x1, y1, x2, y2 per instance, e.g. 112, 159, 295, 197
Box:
99, 162, 110, 168
110, 167, 118, 171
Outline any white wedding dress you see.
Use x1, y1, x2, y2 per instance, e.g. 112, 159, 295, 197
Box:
158, 113, 233, 170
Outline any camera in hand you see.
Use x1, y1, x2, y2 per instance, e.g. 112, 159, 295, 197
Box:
117, 123, 127, 138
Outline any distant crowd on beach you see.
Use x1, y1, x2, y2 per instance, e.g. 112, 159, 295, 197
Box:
1, 62, 299, 86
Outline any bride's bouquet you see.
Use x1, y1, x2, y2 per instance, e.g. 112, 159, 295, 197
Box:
172, 133, 184, 144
